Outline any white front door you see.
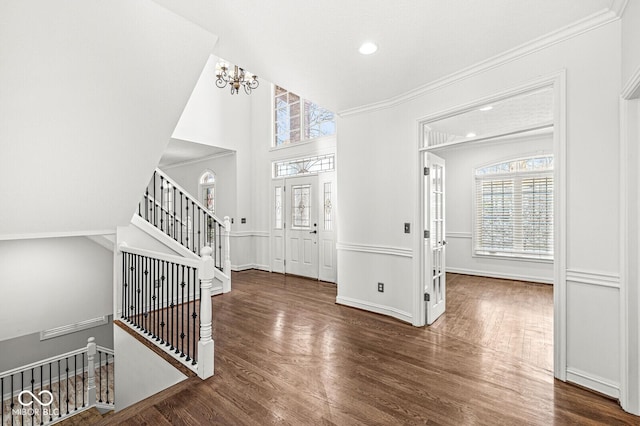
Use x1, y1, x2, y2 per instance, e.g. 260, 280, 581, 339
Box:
424, 152, 446, 325
285, 176, 319, 279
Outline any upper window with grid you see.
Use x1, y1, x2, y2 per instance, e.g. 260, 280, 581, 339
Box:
274, 85, 336, 147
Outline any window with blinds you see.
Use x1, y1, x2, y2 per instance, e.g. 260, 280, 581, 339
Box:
474, 156, 553, 260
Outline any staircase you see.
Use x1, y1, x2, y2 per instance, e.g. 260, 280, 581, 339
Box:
135, 168, 231, 283
0, 338, 114, 426
108, 168, 227, 408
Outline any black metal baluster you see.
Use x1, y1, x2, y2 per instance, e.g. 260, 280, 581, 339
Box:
40, 365, 43, 425
160, 260, 165, 344
65, 358, 69, 415
173, 186, 177, 240
170, 262, 175, 351
218, 222, 223, 270
147, 186, 151, 223
191, 201, 196, 254
144, 256, 149, 334
197, 206, 201, 255
82, 353, 85, 408
185, 265, 191, 362
57, 360, 61, 418
137, 254, 142, 330
20, 371, 24, 425
74, 355, 77, 411
98, 352, 102, 403
153, 258, 159, 340
1, 377, 3, 426
105, 354, 110, 404
10, 375, 14, 426
180, 192, 184, 246
160, 176, 165, 233
192, 266, 198, 364
185, 199, 189, 251
30, 368, 34, 425
49, 363, 53, 422
153, 171, 157, 227
122, 252, 126, 319
180, 265, 186, 356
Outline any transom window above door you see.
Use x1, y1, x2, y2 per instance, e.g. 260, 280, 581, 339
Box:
274, 85, 336, 147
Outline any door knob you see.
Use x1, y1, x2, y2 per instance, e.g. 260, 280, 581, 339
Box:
310, 230, 317, 234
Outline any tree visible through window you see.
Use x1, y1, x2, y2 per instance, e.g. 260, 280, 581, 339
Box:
474, 156, 553, 260
274, 85, 335, 146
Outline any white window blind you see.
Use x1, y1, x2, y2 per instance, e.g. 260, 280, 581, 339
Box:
474, 156, 553, 260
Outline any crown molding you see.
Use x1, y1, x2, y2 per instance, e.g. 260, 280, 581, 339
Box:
339, 8, 620, 117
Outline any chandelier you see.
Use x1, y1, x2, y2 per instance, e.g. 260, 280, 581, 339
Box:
215, 61, 259, 95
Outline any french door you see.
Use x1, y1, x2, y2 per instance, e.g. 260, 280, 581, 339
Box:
424, 152, 446, 324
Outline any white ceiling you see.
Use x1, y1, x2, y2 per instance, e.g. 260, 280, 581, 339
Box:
152, 0, 616, 113
427, 86, 554, 142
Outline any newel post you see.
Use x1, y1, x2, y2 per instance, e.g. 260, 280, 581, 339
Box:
87, 337, 97, 406
198, 246, 215, 379
223, 216, 231, 293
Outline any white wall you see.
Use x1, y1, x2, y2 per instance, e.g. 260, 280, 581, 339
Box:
438, 133, 553, 283
114, 325, 187, 410
337, 21, 622, 396
0, 0, 217, 238
172, 55, 251, 152
0, 237, 112, 341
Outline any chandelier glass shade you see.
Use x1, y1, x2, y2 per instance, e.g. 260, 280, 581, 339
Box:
215, 61, 259, 95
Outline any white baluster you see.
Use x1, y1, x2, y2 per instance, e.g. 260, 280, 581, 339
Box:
197, 247, 215, 379
86, 337, 96, 407
223, 216, 231, 293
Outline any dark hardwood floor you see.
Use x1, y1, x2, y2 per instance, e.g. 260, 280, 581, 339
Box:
99, 270, 637, 425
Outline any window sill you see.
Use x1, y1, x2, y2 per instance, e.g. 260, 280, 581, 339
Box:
472, 252, 553, 264
270, 134, 336, 152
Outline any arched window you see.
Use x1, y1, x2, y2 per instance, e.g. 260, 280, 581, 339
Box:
199, 170, 216, 213
474, 155, 553, 260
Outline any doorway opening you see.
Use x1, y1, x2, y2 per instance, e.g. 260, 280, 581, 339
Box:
416, 75, 565, 380
270, 155, 337, 283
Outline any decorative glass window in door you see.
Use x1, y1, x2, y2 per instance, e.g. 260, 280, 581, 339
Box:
274, 186, 283, 229
292, 184, 311, 228
323, 182, 332, 231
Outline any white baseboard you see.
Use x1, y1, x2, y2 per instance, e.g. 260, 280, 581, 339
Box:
336, 296, 412, 324
446, 267, 553, 284
232, 263, 270, 272
566, 368, 620, 399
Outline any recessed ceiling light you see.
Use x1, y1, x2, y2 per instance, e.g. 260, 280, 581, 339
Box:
466, 132, 476, 138
359, 42, 378, 55
479, 105, 493, 111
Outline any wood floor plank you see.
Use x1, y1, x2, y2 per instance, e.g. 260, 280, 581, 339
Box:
99, 270, 638, 425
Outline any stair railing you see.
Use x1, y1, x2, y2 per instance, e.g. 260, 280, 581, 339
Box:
118, 243, 215, 379
137, 168, 230, 274
0, 337, 114, 426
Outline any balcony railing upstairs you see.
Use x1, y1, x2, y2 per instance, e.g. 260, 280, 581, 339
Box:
138, 168, 230, 274
118, 243, 215, 379
0, 337, 113, 426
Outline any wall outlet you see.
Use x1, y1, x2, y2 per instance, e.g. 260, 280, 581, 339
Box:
378, 282, 384, 292
241, 218, 247, 224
